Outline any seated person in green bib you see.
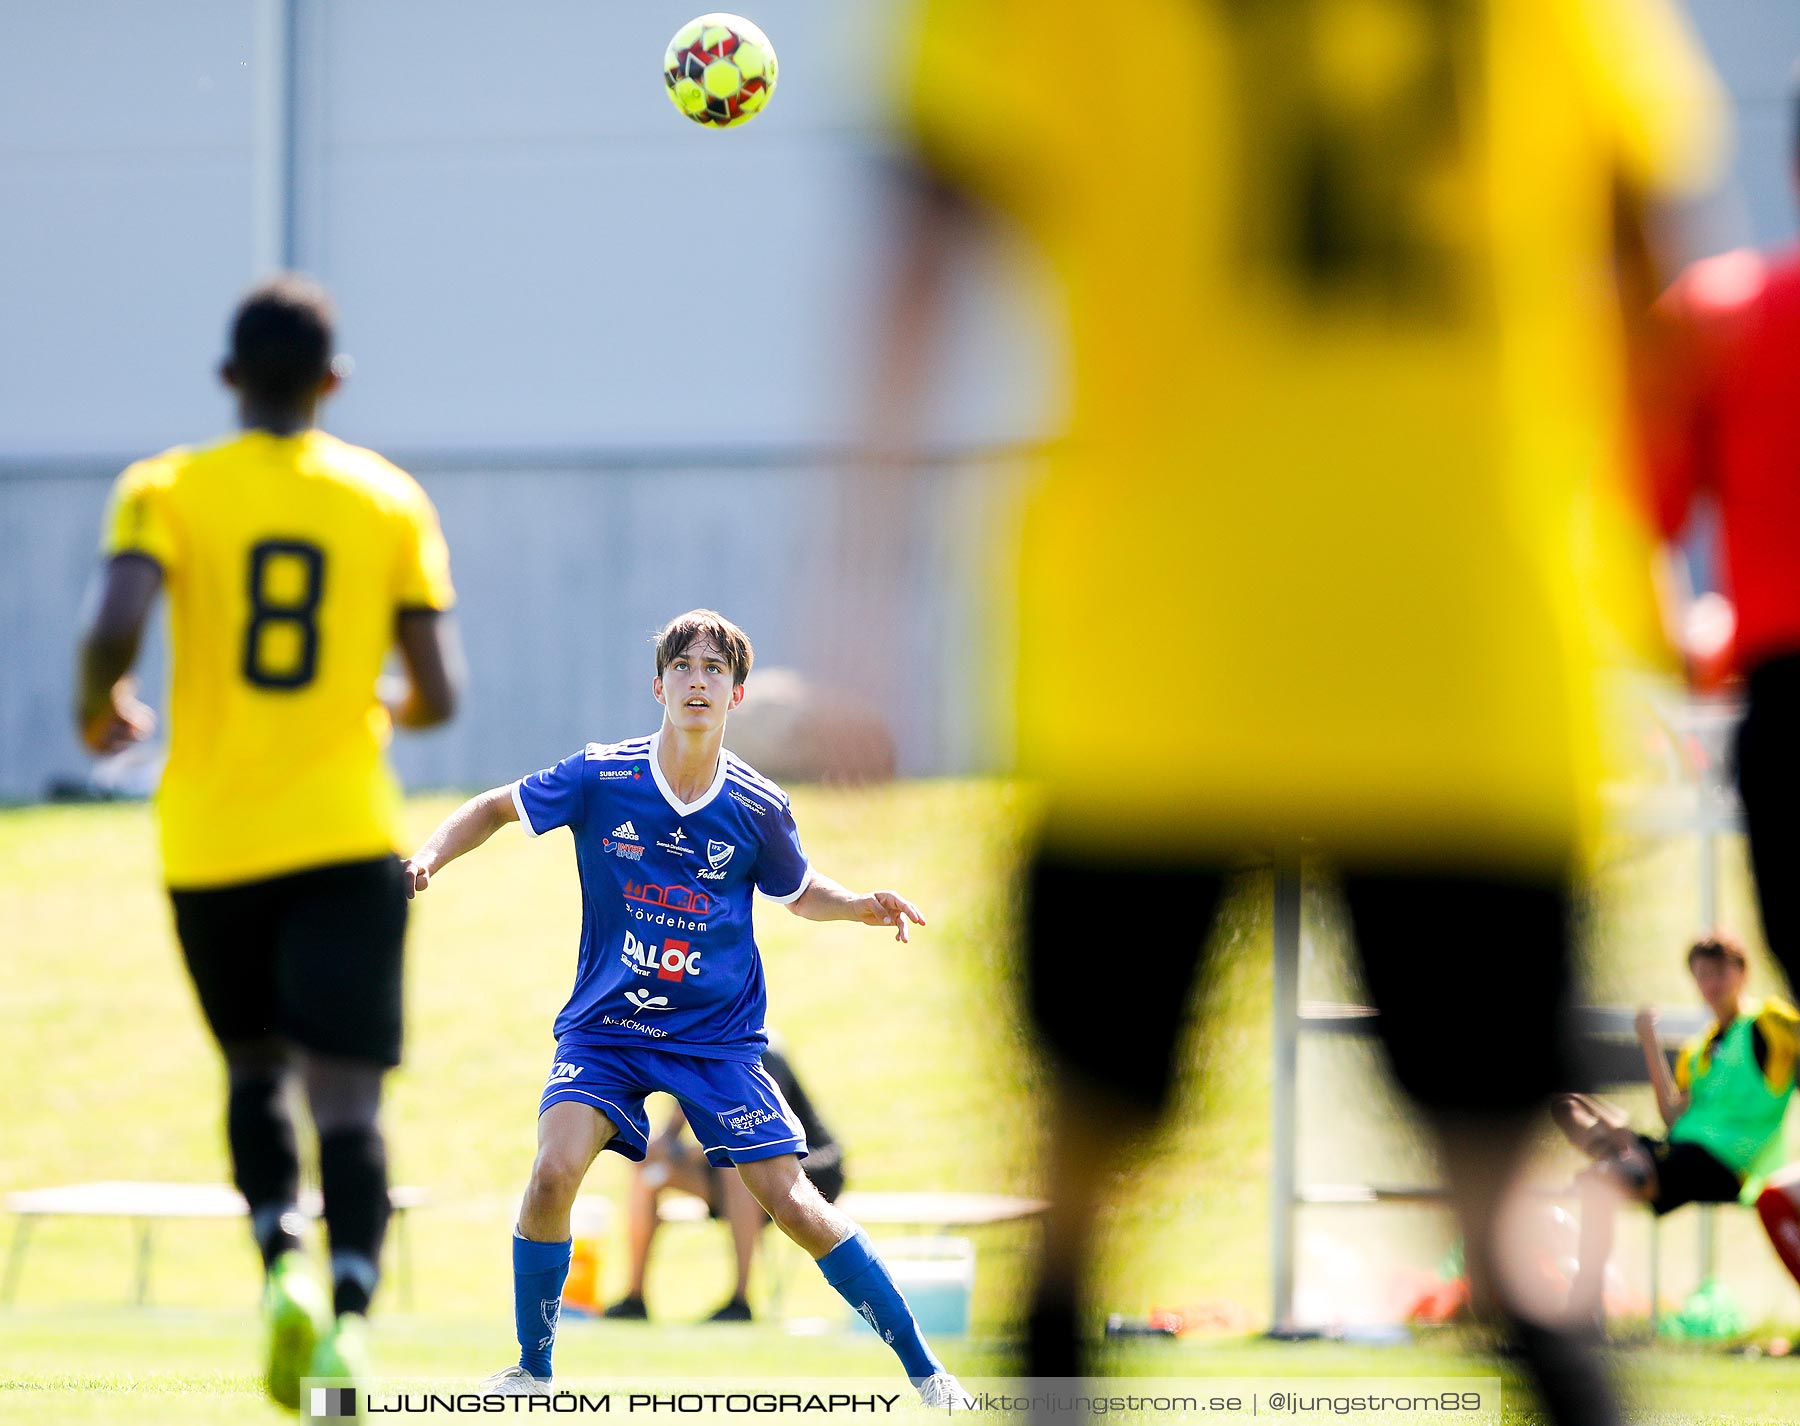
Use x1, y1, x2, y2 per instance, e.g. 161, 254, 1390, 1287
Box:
1562, 935, 1800, 1328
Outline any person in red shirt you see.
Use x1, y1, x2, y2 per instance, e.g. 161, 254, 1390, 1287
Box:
1646, 247, 1800, 680
1640, 96, 1800, 1296
1644, 222, 1800, 985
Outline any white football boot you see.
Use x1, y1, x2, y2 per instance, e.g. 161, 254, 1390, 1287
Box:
481, 1365, 551, 1396
917, 1373, 975, 1410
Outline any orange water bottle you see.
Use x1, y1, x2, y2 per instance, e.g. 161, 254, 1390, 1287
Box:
562, 1196, 611, 1316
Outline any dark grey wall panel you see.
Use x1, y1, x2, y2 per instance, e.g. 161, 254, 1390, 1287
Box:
0, 470, 167, 800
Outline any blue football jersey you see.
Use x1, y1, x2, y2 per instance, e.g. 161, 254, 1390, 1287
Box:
511, 732, 810, 1060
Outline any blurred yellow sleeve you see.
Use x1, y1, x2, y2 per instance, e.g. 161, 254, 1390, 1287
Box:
101, 453, 183, 571
1572, 0, 1729, 199
393, 479, 455, 611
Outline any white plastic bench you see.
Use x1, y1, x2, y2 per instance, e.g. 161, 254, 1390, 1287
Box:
655, 1188, 1046, 1317
656, 1188, 1046, 1229
2, 1181, 426, 1307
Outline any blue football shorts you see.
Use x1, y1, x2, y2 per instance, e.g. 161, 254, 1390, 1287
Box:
537, 1043, 810, 1167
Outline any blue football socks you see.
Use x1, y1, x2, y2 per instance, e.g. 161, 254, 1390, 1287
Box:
512, 1232, 572, 1380
817, 1229, 944, 1385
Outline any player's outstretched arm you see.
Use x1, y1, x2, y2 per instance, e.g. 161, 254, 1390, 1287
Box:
402, 784, 519, 898
388, 608, 466, 730
73, 553, 162, 754
786, 869, 925, 943
1636, 1007, 1689, 1126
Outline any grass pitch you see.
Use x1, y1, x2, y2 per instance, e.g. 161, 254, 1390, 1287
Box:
3, 1313, 1799, 1424
2, 785, 1797, 1422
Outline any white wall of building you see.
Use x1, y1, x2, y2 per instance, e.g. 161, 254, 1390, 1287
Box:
0, 1, 1789, 801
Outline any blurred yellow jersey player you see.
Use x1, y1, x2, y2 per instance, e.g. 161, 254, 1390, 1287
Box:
75, 274, 462, 1407
907, 0, 1721, 869
890, 1, 1723, 1419
102, 424, 454, 886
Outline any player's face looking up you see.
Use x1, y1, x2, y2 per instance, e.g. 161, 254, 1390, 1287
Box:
652, 640, 744, 733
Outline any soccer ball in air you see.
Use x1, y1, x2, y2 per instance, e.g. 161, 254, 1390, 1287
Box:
663, 14, 778, 129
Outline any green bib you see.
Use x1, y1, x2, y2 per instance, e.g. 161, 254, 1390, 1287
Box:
1669, 1009, 1792, 1179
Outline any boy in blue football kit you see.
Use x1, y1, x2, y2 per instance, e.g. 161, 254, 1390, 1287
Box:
404, 610, 965, 1407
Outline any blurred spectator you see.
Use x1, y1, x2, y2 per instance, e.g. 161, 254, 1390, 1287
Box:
1641, 82, 1800, 999
1638, 83, 1800, 1305
604, 1041, 845, 1323
1559, 936, 1800, 1330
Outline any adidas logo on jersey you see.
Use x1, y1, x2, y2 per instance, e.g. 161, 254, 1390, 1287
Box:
612, 821, 639, 841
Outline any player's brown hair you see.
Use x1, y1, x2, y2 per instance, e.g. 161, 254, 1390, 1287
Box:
654, 609, 754, 686
1688, 934, 1750, 973
226, 273, 336, 405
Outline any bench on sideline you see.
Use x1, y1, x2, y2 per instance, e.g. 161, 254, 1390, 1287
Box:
1, 1181, 426, 1307
1281, 998, 1739, 1332
655, 1188, 1047, 1317
656, 1189, 1047, 1230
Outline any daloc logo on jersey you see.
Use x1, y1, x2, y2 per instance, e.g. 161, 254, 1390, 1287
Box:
621, 929, 702, 982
